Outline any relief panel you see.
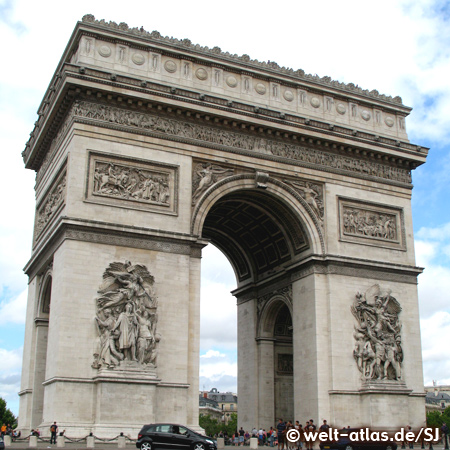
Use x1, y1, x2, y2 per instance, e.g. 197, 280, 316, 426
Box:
85, 152, 178, 215
34, 167, 66, 245
338, 197, 405, 250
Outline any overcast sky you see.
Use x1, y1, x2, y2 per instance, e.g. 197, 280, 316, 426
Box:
1, 0, 450, 417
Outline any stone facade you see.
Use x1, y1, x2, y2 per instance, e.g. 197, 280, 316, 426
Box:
19, 15, 427, 438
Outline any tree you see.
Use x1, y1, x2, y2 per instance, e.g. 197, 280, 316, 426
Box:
0, 397, 17, 428
223, 413, 238, 437
427, 406, 450, 429
199, 414, 222, 437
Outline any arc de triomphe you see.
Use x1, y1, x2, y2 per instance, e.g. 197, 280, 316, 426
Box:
19, 15, 427, 437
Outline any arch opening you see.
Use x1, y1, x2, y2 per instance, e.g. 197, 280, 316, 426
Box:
32, 273, 52, 429
201, 189, 311, 285
199, 187, 311, 430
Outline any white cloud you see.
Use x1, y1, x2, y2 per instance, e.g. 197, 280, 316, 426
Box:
0, 289, 28, 325
421, 312, 450, 385
0, 348, 22, 372
201, 350, 226, 359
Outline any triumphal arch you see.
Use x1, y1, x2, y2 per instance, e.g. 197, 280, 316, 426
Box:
19, 15, 428, 437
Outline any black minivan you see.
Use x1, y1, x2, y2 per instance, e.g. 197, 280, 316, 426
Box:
137, 423, 217, 450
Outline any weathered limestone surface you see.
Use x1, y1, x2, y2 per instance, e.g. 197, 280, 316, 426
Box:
18, 15, 427, 437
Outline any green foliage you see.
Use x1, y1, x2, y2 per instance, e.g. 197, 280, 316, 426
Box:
0, 397, 17, 428
427, 410, 444, 428
199, 413, 238, 438
426, 406, 450, 429
199, 414, 223, 437
224, 413, 238, 437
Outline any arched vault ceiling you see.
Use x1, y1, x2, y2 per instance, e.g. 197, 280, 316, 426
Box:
202, 190, 309, 282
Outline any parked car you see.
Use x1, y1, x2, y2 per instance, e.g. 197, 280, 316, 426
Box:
0, 436, 4, 450
319, 428, 397, 450
136, 423, 216, 450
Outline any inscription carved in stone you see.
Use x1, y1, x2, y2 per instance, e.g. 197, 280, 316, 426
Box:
70, 101, 412, 185
35, 171, 66, 239
92, 261, 160, 371
351, 284, 403, 381
192, 162, 234, 203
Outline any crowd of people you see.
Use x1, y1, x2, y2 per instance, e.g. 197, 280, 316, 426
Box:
215, 419, 330, 448
0, 423, 20, 440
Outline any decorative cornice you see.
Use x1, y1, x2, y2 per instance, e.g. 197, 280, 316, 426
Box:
289, 255, 422, 284
66, 101, 412, 186
24, 218, 205, 279
81, 14, 405, 106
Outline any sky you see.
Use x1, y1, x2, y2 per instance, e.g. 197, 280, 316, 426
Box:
1, 0, 450, 418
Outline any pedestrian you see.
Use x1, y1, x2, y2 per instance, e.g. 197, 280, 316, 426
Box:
50, 422, 58, 444
277, 419, 286, 450
1, 424, 5, 437
441, 423, 449, 450
239, 427, 245, 446
319, 420, 329, 433
305, 420, 316, 450
259, 428, 264, 446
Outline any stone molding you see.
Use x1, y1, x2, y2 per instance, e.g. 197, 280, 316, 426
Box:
81, 14, 404, 106
26, 68, 420, 175
66, 100, 412, 186
338, 197, 406, 251
257, 285, 293, 317
24, 219, 205, 279
289, 256, 422, 285
85, 151, 178, 215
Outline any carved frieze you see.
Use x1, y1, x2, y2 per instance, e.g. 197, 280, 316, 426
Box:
338, 198, 405, 250
34, 170, 66, 241
92, 261, 161, 371
351, 284, 403, 382
192, 161, 234, 204
86, 152, 178, 215
70, 101, 411, 185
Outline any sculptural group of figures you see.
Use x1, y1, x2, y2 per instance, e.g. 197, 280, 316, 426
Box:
93, 162, 170, 204
351, 284, 403, 381
36, 175, 66, 235
93, 261, 160, 370
343, 208, 396, 240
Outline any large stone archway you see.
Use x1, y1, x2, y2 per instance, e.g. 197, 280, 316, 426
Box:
18, 15, 428, 437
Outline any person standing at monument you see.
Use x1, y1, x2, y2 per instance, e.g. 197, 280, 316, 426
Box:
50, 422, 58, 444
277, 419, 286, 450
305, 420, 316, 450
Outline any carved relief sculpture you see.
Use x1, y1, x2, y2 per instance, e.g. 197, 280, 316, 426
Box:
192, 162, 234, 203
287, 180, 324, 220
71, 101, 412, 185
92, 261, 160, 371
339, 198, 405, 250
93, 161, 170, 205
277, 354, 293, 374
35, 172, 66, 240
87, 152, 178, 215
343, 207, 397, 241
351, 284, 403, 381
